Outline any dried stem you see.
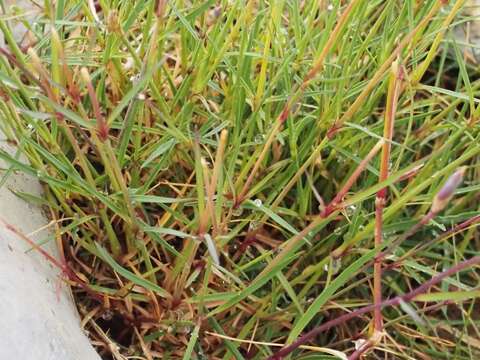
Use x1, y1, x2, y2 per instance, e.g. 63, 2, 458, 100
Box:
209, 129, 228, 236
235, 0, 362, 205
257, 139, 384, 279
80, 68, 109, 141
373, 61, 403, 333
329, 0, 443, 135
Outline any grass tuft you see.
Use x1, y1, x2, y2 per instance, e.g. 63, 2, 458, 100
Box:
1, 1, 480, 359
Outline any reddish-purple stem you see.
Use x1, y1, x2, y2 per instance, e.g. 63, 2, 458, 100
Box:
267, 255, 480, 360
347, 340, 373, 360
1, 219, 102, 302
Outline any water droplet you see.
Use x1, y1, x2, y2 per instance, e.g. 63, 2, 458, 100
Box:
334, 227, 342, 235
181, 326, 192, 334
201, 157, 211, 168
232, 207, 243, 216
123, 57, 134, 70
399, 298, 426, 325
331, 258, 341, 274
249, 221, 259, 230
174, 310, 183, 320
101, 309, 114, 321
354, 339, 367, 351
327, 4, 334, 11
253, 198, 262, 207
346, 204, 356, 216
254, 134, 265, 144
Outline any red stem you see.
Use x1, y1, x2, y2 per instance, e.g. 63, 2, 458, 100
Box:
347, 340, 373, 360
267, 255, 480, 359
1, 218, 102, 302
373, 62, 402, 332
235, 0, 361, 206
322, 140, 384, 217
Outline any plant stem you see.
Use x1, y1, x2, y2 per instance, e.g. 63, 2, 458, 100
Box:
268, 255, 480, 360
0, 217, 102, 302
323, 139, 384, 216
235, 0, 362, 205
373, 61, 402, 333
81, 67, 138, 251
257, 139, 383, 279
410, 0, 466, 87
347, 340, 373, 360
209, 129, 228, 236
329, 0, 444, 135
399, 214, 480, 263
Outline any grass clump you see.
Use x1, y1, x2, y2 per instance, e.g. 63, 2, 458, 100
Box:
1, 0, 480, 359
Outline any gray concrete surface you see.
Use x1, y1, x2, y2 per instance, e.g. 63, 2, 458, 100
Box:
0, 1, 100, 353
0, 3, 99, 359
0, 132, 101, 360
0, 0, 40, 44
455, 0, 480, 61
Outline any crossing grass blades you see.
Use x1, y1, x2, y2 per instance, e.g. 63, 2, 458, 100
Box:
1, 0, 480, 359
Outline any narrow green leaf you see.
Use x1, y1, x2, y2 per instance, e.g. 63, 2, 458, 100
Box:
287, 248, 378, 343
95, 243, 171, 299
182, 323, 200, 360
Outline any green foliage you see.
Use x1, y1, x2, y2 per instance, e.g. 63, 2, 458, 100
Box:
0, 0, 479, 359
